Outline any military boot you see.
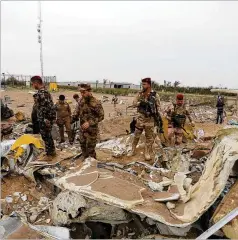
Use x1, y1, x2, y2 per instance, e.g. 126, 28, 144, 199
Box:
127, 137, 140, 157
144, 145, 152, 161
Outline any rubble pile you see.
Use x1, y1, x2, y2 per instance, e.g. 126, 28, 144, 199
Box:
1, 126, 238, 239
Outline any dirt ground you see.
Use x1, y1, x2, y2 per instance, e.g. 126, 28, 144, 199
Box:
2, 89, 134, 119
2, 89, 225, 139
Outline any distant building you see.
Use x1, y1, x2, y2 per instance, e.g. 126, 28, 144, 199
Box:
58, 81, 141, 90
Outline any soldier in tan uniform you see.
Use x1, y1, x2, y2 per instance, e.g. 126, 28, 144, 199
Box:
55, 95, 73, 144
72, 84, 104, 159
165, 93, 194, 146
128, 78, 162, 161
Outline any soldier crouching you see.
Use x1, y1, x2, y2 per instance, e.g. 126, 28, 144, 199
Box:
72, 84, 104, 160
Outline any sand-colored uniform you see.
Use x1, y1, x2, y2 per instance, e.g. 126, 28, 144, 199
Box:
55, 101, 72, 142
165, 103, 192, 145
131, 90, 161, 159
73, 96, 104, 159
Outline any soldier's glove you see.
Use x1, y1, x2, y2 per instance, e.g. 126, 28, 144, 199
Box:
191, 121, 195, 127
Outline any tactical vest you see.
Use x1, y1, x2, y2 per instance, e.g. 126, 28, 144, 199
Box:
138, 91, 157, 117
171, 104, 187, 128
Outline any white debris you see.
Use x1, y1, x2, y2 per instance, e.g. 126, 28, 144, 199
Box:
51, 191, 87, 225
45, 219, 51, 224
13, 192, 21, 197
166, 202, 176, 210
39, 197, 49, 206
20, 194, 27, 202
0, 140, 16, 158
148, 181, 163, 192
5, 196, 13, 204
30, 214, 39, 223
154, 193, 180, 202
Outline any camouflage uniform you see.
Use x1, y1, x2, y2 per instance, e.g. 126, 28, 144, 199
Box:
31, 102, 40, 134
55, 100, 72, 142
73, 96, 104, 159
165, 103, 192, 145
36, 87, 56, 155
129, 90, 161, 160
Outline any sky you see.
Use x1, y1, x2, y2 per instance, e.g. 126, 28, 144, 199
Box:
1, 1, 238, 88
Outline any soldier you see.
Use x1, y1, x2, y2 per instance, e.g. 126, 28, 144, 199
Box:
111, 95, 118, 108
72, 84, 104, 159
165, 93, 194, 146
31, 94, 40, 134
216, 95, 225, 124
30, 76, 56, 159
127, 78, 162, 161
55, 94, 73, 144
73, 93, 80, 104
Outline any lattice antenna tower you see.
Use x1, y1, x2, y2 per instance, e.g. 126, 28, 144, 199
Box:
37, 1, 44, 80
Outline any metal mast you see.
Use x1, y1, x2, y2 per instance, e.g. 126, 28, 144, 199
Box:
37, 1, 44, 80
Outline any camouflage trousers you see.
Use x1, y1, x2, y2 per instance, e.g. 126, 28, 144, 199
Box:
79, 128, 98, 159
133, 117, 154, 147
39, 121, 56, 155
168, 126, 183, 146
57, 117, 72, 142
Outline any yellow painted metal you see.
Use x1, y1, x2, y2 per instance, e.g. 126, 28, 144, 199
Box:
15, 111, 26, 122
159, 117, 196, 143
49, 82, 58, 92
11, 134, 44, 151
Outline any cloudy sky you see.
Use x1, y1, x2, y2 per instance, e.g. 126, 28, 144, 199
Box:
1, 1, 238, 88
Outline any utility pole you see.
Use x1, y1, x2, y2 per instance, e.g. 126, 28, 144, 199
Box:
37, 1, 44, 81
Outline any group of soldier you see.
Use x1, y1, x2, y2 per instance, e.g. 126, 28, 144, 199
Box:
30, 75, 196, 162
30, 75, 104, 161
1, 75, 230, 162
127, 77, 194, 161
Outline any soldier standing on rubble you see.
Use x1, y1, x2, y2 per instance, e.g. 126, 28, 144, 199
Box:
72, 84, 104, 159
55, 94, 73, 144
127, 78, 163, 161
30, 76, 56, 160
165, 93, 194, 146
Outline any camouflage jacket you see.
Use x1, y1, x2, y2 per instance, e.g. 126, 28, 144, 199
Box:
73, 96, 104, 128
36, 87, 56, 121
55, 101, 71, 119
132, 90, 161, 119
